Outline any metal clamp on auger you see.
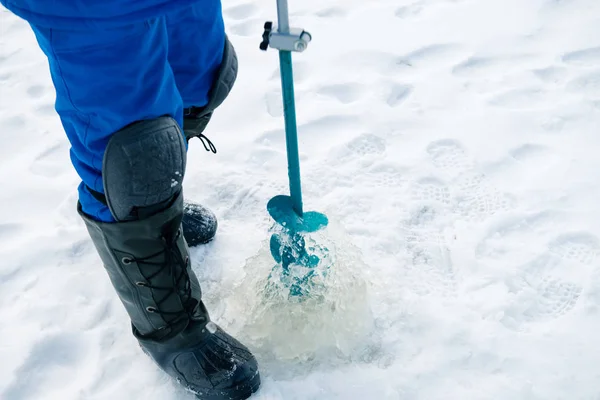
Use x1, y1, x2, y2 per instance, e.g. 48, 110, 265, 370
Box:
260, 21, 312, 52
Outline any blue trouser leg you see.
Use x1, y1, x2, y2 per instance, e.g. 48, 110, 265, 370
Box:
166, 1, 225, 109
30, 19, 182, 222
29, 2, 225, 222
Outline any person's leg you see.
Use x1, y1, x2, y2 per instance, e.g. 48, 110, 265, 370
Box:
166, 0, 225, 110
31, 14, 219, 244
30, 20, 183, 222
160, 1, 238, 247
30, 18, 260, 399
166, 0, 238, 143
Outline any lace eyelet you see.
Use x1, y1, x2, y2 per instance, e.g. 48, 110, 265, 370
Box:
146, 306, 157, 313
205, 321, 218, 334
135, 281, 148, 287
122, 257, 132, 265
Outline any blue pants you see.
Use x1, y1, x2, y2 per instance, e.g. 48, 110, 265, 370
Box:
29, 1, 225, 222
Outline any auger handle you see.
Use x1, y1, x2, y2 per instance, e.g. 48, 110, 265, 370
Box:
276, 0, 290, 33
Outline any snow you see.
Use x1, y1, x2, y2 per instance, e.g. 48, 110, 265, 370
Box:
2, 0, 600, 398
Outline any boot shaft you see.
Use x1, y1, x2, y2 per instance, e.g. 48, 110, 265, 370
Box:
79, 192, 205, 339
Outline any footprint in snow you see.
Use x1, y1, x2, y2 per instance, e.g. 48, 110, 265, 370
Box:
317, 83, 365, 104
566, 70, 600, 97
451, 54, 535, 78
426, 139, 516, 220
389, 176, 458, 298
395, 1, 426, 18
387, 84, 413, 107
452, 172, 516, 220
0, 222, 22, 243
410, 176, 452, 209
328, 133, 387, 167
36, 103, 57, 116
264, 91, 283, 117
26, 84, 46, 99
426, 139, 474, 177
475, 209, 562, 261
532, 66, 568, 85
313, 134, 392, 195
397, 43, 465, 68
315, 6, 348, 18
398, 222, 457, 298
29, 141, 70, 178
345, 133, 387, 156
452, 57, 500, 77
501, 232, 600, 330
360, 162, 410, 191
508, 143, 557, 166
326, 161, 410, 200
562, 46, 600, 67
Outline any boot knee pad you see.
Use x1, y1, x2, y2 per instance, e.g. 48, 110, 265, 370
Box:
102, 117, 186, 221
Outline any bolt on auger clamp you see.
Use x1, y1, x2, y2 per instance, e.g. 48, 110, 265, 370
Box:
260, 21, 312, 52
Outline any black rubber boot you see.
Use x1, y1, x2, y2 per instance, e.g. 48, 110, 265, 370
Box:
183, 200, 218, 247
80, 192, 260, 399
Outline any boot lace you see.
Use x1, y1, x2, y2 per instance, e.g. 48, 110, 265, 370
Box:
184, 106, 217, 154
124, 229, 194, 327
195, 132, 217, 154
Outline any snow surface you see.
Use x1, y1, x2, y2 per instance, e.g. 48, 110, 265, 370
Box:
2, 0, 600, 398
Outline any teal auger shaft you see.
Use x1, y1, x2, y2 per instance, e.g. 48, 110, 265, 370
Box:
278, 50, 304, 217
263, 0, 329, 279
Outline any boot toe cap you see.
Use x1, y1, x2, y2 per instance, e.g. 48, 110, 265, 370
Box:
182, 201, 218, 246
171, 323, 261, 399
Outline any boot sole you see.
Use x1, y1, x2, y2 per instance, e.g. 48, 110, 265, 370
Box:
186, 234, 215, 247
193, 371, 261, 400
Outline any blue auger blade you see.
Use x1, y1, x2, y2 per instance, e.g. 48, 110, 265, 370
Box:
268, 195, 328, 270
267, 195, 328, 233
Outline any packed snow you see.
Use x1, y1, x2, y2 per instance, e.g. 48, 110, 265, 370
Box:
2, 0, 600, 398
